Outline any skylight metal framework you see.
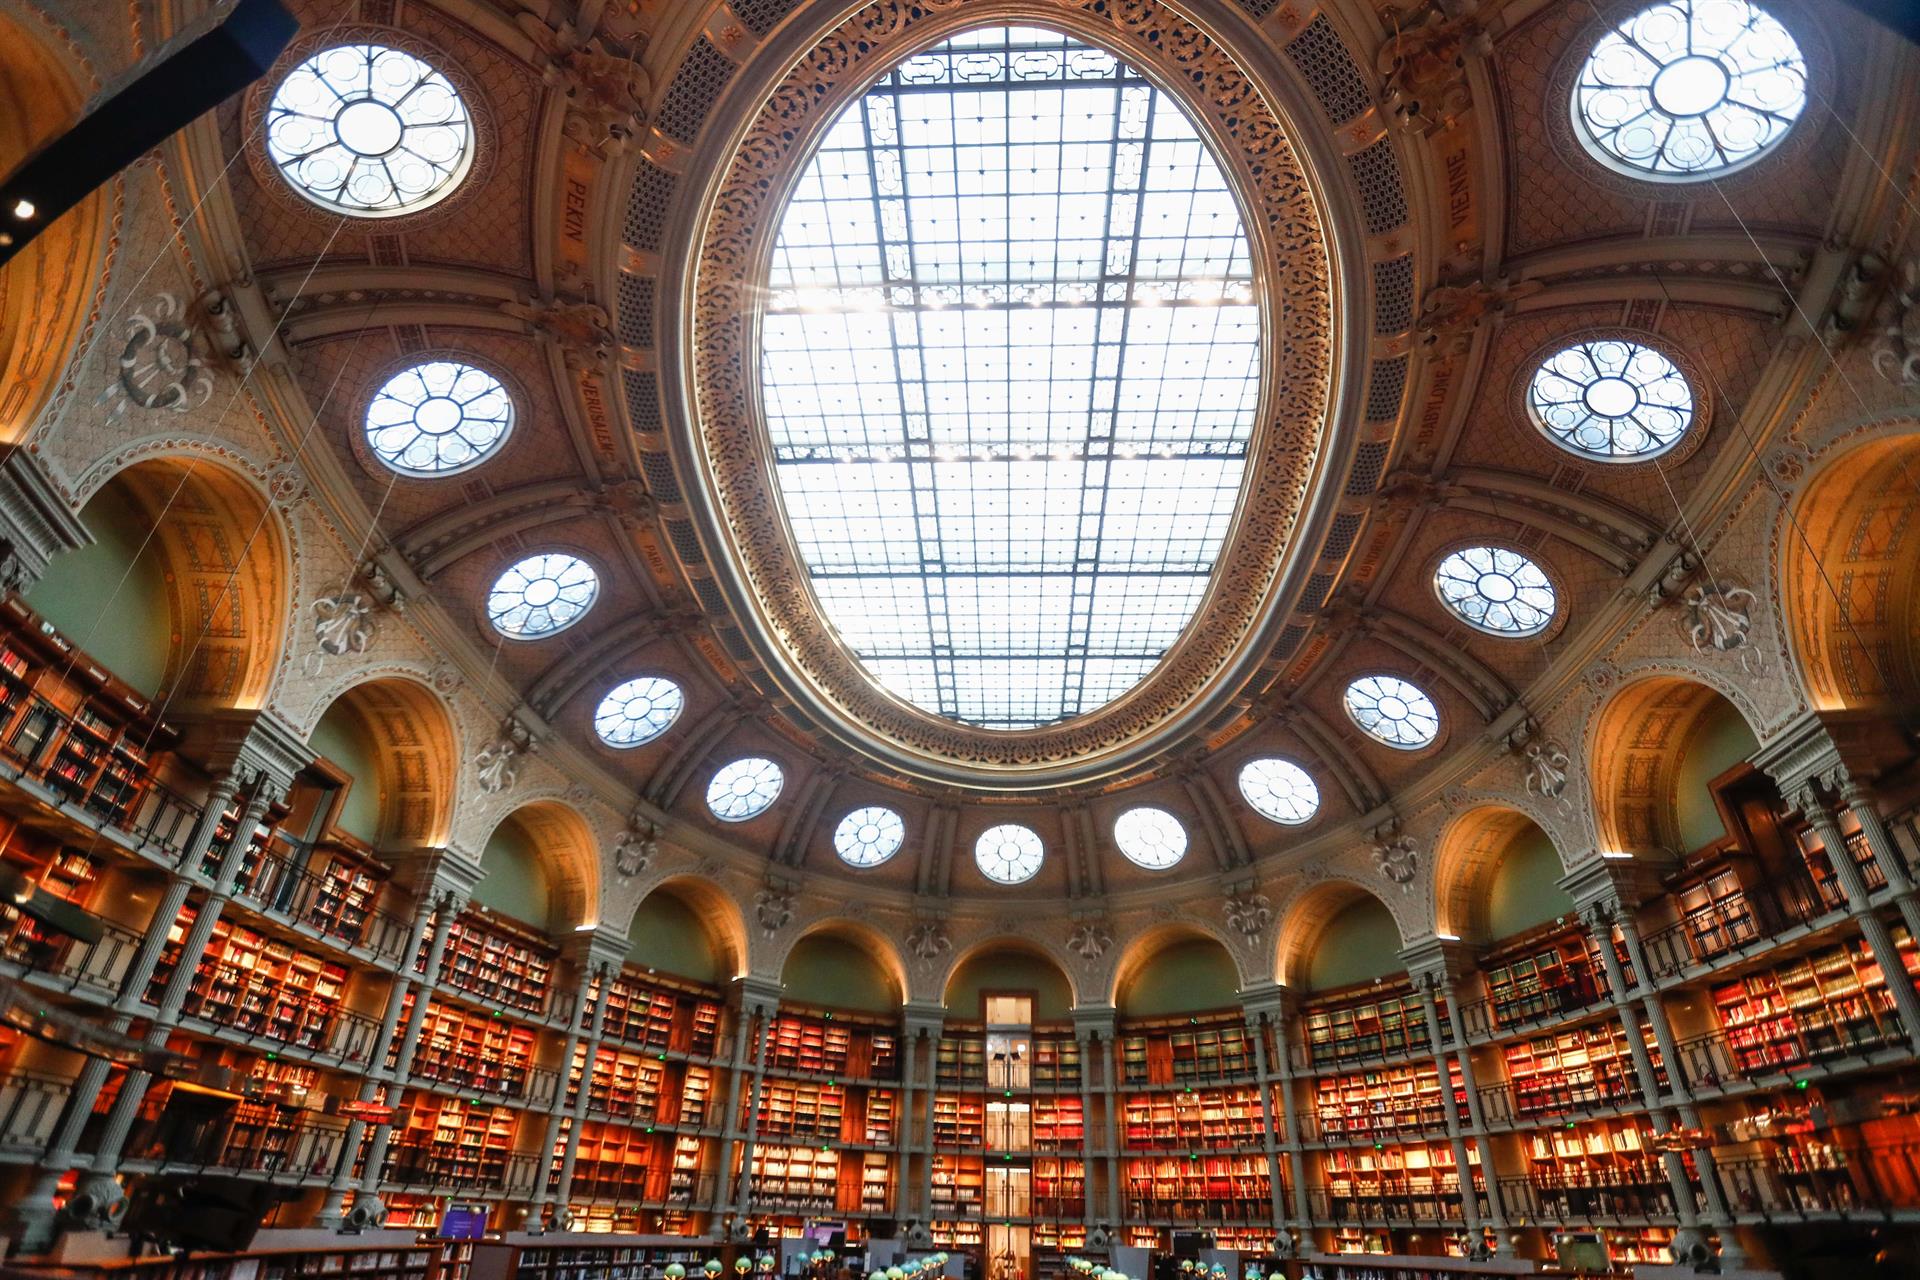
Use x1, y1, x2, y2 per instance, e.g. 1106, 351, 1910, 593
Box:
761, 26, 1260, 731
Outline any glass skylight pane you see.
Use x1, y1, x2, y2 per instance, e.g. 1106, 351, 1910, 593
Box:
762, 25, 1259, 730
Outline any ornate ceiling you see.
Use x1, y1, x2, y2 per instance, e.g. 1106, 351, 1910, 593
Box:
26, 0, 1917, 924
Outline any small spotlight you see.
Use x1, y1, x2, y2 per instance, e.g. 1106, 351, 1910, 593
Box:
11, 199, 34, 220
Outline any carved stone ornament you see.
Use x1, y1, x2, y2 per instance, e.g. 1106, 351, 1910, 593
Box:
1523, 739, 1573, 812
505, 295, 613, 371
97, 292, 214, 420
1067, 918, 1114, 961
311, 591, 375, 660
1868, 255, 1920, 386
1223, 891, 1273, 943
1415, 277, 1540, 356
754, 885, 794, 937
614, 817, 657, 879
474, 720, 534, 795
1374, 833, 1420, 887
555, 43, 651, 153
1376, 2, 1493, 135
1682, 582, 1757, 663
905, 918, 951, 968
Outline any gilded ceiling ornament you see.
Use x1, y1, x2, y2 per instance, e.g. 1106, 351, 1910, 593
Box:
97, 293, 214, 421
1682, 581, 1758, 665
556, 45, 651, 153
614, 815, 657, 878
904, 919, 951, 969
1376, 2, 1491, 135
1066, 918, 1114, 962
1222, 890, 1273, 943
1414, 277, 1539, 356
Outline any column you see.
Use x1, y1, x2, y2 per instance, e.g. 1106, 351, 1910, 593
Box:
1795, 783, 1920, 1054
714, 993, 755, 1219
315, 890, 441, 1227
15, 768, 245, 1248
730, 985, 778, 1218
1076, 1027, 1098, 1231
1437, 974, 1505, 1229
903, 1005, 946, 1231
357, 889, 465, 1202
1242, 1006, 1288, 1232
1265, 996, 1312, 1227
85, 776, 283, 1176
897, 1024, 919, 1226
1836, 774, 1920, 943
552, 950, 620, 1220
1414, 976, 1483, 1241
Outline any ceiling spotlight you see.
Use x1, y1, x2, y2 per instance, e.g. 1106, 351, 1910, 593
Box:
11, 199, 35, 220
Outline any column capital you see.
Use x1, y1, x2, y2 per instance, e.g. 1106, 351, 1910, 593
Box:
901, 999, 947, 1037
384, 846, 486, 903
1237, 979, 1294, 1024
1397, 938, 1479, 988
0, 446, 91, 596
564, 924, 632, 973
732, 973, 785, 1015
1558, 855, 1660, 916
1751, 708, 1913, 800
1070, 1002, 1118, 1042
174, 708, 313, 795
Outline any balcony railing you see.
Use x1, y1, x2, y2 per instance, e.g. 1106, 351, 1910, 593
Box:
413, 1052, 558, 1108
1642, 879, 1834, 979
1712, 1141, 1920, 1217
173, 981, 381, 1063
384, 1148, 541, 1197
1123, 1195, 1279, 1225
225, 845, 411, 963
0, 907, 142, 996
1497, 1172, 1679, 1222
1305, 1182, 1484, 1225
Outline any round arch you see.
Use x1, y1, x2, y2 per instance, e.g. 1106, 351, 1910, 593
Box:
628, 875, 749, 984
481, 799, 600, 933
942, 938, 1079, 1021
1588, 674, 1760, 858
0, 9, 106, 447
1274, 880, 1406, 991
1432, 805, 1568, 944
63, 456, 292, 710
307, 676, 458, 847
1780, 428, 1920, 715
776, 918, 909, 1013
1110, 923, 1245, 1013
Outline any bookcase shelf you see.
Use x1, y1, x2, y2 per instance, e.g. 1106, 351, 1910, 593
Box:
1123, 1086, 1265, 1149
570, 1043, 665, 1121
753, 1079, 844, 1140
1301, 985, 1447, 1067
1030, 1096, 1083, 1151
936, 1034, 985, 1086
1510, 1117, 1676, 1221
598, 971, 724, 1057
1709, 929, 1919, 1073
1, 1244, 443, 1280
1309, 1061, 1463, 1142
1124, 1153, 1272, 1222
424, 910, 555, 1017
400, 993, 545, 1102
1118, 1017, 1254, 1085
147, 907, 349, 1053
469, 1238, 719, 1280
1497, 1017, 1659, 1121
563, 1122, 663, 1202
385, 1097, 525, 1192
929, 1154, 983, 1215
1478, 926, 1614, 1031
761, 1009, 900, 1081
931, 1093, 985, 1147
1316, 1139, 1481, 1224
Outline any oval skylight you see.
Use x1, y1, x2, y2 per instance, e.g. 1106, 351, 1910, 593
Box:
759, 25, 1259, 731
1528, 339, 1694, 460
265, 45, 473, 216
594, 676, 684, 747
1344, 675, 1440, 750
1113, 807, 1188, 870
365, 360, 512, 475
1434, 546, 1557, 636
1238, 757, 1320, 826
975, 823, 1045, 885
707, 757, 784, 822
835, 806, 906, 867
1574, 0, 1806, 179
487, 553, 598, 638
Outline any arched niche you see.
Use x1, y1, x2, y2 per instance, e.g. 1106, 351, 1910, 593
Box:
944, 943, 1075, 1022
473, 811, 555, 933
0, 10, 105, 447
32, 458, 289, 709
781, 923, 904, 1015
1433, 807, 1574, 945
1277, 882, 1406, 992
1114, 931, 1240, 1017
23, 475, 169, 695
625, 879, 745, 986
305, 678, 458, 848
1590, 676, 1761, 859
474, 801, 599, 934
1782, 430, 1920, 715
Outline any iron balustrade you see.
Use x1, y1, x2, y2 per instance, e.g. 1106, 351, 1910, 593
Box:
0, 908, 141, 996
1306, 1180, 1486, 1225
1496, 1172, 1679, 1223
385, 1147, 540, 1197
1711, 1140, 1920, 1217
1641, 878, 1831, 979
0, 1069, 69, 1154
1301, 1100, 1456, 1144
223, 844, 411, 963
410, 1050, 558, 1108
1123, 1196, 1278, 1225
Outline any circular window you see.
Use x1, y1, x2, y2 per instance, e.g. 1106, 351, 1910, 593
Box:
1528, 339, 1694, 461
835, 806, 906, 867
975, 824, 1044, 886
1238, 758, 1321, 826
1434, 546, 1558, 636
265, 44, 474, 215
707, 757, 784, 822
1344, 675, 1441, 750
486, 553, 599, 638
365, 361, 512, 475
593, 676, 684, 748
1574, 0, 1806, 180
1113, 807, 1188, 870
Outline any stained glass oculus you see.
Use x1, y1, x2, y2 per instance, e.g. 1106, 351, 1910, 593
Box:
593, 676, 684, 747
1237, 757, 1320, 825
1574, 0, 1806, 179
1344, 675, 1440, 749
365, 360, 512, 475
760, 26, 1260, 731
487, 553, 598, 639
1433, 547, 1557, 636
1528, 339, 1694, 460
266, 45, 473, 215
975, 823, 1045, 885
1113, 806, 1188, 870
707, 757, 784, 822
835, 806, 906, 867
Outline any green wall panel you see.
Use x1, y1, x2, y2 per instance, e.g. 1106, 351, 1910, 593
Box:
1486, 826, 1575, 942
1674, 697, 1758, 853
307, 700, 383, 844
1120, 939, 1238, 1015
782, 934, 899, 1013
626, 892, 725, 984
1307, 897, 1402, 991
473, 816, 554, 932
945, 950, 1074, 1021
24, 488, 169, 696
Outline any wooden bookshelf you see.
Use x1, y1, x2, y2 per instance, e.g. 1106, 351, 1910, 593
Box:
1309, 1060, 1463, 1141
1031, 1155, 1086, 1217
748, 1143, 839, 1211
401, 994, 543, 1101
862, 1088, 897, 1144
385, 1096, 522, 1190
572, 1044, 665, 1121
1500, 1018, 1659, 1119
565, 1122, 663, 1202
929, 1153, 984, 1214
753, 1079, 844, 1140
1118, 1016, 1254, 1085
936, 1033, 985, 1085
598, 971, 724, 1057
1319, 1139, 1480, 1222
1124, 1152, 1271, 1220
0, 840, 98, 965
930, 1093, 985, 1147
1479, 924, 1614, 1030
1518, 1117, 1675, 1219
1032, 1031, 1082, 1088
1123, 1086, 1265, 1149
1710, 930, 1919, 1073
1301, 984, 1447, 1067
1030, 1095, 1083, 1150
469, 1238, 719, 1280
425, 910, 555, 1017
146, 907, 349, 1052
0, 1243, 442, 1280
